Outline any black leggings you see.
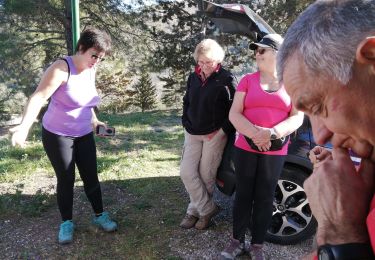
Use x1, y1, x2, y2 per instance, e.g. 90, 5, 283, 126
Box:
232, 147, 285, 244
42, 127, 103, 221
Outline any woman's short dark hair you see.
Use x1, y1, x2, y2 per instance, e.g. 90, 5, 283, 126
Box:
75, 27, 112, 54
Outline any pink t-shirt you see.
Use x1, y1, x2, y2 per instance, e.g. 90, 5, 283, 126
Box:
234, 71, 292, 155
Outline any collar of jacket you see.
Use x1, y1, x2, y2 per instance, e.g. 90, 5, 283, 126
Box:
194, 64, 222, 82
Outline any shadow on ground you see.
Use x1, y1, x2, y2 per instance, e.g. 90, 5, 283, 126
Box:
0, 175, 313, 259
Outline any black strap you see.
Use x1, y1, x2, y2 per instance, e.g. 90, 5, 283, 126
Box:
60, 58, 70, 81
244, 135, 289, 151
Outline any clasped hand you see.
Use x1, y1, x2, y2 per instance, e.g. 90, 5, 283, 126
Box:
305, 147, 375, 246
251, 126, 272, 152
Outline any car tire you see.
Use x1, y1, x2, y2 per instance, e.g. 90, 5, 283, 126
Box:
265, 164, 317, 245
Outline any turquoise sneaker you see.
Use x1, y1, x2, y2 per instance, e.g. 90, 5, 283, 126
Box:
92, 211, 117, 232
58, 220, 74, 244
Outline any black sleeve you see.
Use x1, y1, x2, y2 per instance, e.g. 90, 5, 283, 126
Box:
182, 74, 192, 127
221, 73, 238, 135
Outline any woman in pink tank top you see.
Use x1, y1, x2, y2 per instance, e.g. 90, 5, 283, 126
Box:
221, 34, 304, 260
10, 28, 117, 244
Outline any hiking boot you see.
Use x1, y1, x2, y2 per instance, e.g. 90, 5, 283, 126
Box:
220, 238, 245, 260
58, 220, 74, 244
179, 214, 199, 229
92, 211, 118, 232
195, 204, 219, 230
249, 244, 266, 260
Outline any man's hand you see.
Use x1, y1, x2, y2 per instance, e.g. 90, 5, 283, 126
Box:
304, 147, 375, 246
308, 146, 332, 168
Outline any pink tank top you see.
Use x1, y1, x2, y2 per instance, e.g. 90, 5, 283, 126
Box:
234, 71, 292, 155
42, 56, 100, 137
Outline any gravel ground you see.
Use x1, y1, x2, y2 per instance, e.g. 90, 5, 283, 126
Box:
0, 171, 313, 259
168, 190, 313, 260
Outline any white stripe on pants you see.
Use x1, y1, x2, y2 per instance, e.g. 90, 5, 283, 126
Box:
180, 129, 227, 217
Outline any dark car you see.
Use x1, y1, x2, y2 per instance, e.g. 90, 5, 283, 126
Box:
197, 0, 361, 245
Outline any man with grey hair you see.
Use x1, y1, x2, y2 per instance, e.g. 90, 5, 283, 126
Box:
277, 0, 375, 259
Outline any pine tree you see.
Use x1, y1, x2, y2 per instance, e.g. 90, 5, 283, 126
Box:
159, 70, 186, 109
132, 71, 157, 112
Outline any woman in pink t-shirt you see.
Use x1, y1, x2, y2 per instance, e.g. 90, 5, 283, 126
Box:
221, 34, 304, 260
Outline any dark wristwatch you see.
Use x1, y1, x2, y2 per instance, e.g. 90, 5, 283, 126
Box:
318, 243, 374, 260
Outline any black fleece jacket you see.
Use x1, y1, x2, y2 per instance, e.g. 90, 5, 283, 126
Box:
182, 66, 237, 135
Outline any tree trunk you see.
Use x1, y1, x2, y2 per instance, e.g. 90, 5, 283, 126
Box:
63, 0, 74, 55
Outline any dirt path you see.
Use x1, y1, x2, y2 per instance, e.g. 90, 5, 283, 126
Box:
0, 176, 130, 259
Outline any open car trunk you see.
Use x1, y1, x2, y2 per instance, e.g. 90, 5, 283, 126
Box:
197, 0, 275, 41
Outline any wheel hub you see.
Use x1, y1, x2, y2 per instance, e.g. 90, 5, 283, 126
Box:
277, 204, 285, 212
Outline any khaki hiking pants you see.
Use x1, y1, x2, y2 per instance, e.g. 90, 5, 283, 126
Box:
180, 129, 227, 217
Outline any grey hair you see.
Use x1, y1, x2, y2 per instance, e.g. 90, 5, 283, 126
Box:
193, 38, 225, 63
277, 0, 375, 85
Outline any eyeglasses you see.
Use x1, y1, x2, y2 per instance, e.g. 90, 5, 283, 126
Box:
254, 48, 273, 55
91, 54, 105, 62
198, 60, 215, 67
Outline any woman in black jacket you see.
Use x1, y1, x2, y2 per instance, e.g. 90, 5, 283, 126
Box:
179, 38, 237, 230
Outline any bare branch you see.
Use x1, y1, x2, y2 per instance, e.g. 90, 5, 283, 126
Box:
21, 37, 65, 53
18, 29, 64, 34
